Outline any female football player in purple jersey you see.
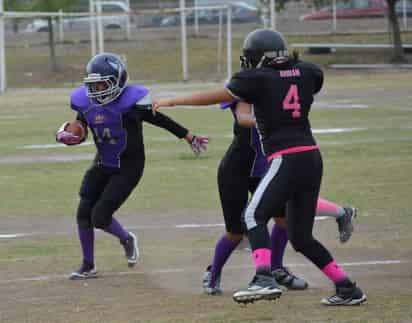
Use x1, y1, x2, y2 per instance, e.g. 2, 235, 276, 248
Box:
153, 29, 366, 306
56, 53, 208, 280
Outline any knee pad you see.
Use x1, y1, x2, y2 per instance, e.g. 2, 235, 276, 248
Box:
76, 198, 94, 229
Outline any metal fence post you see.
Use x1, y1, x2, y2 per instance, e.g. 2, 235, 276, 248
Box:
0, 0, 6, 93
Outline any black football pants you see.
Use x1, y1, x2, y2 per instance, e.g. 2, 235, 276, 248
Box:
76, 163, 143, 230
243, 149, 334, 270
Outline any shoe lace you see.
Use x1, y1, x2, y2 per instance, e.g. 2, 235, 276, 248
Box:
280, 267, 297, 279
249, 275, 259, 286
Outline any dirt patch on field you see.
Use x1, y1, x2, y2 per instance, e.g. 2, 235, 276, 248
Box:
1, 210, 412, 323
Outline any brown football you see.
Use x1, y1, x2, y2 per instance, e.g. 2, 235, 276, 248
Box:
66, 120, 86, 138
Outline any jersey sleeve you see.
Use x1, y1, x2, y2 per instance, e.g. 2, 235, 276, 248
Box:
134, 90, 153, 111
226, 70, 261, 103
76, 112, 87, 125
130, 91, 188, 138
312, 64, 323, 94
141, 111, 189, 139
301, 61, 324, 95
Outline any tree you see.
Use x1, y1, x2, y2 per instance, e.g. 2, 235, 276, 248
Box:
385, 0, 406, 62
5, 0, 29, 34
29, 0, 80, 71
303, 0, 406, 62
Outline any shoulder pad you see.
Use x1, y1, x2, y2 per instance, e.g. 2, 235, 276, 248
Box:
109, 85, 150, 113
70, 86, 90, 112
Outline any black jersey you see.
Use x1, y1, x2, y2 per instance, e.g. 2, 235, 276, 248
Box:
227, 60, 323, 157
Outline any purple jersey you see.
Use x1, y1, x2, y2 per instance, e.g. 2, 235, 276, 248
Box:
71, 85, 187, 169
71, 85, 148, 168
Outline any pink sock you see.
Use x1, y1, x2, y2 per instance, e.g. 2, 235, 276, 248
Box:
322, 260, 348, 283
252, 248, 271, 271
317, 198, 344, 218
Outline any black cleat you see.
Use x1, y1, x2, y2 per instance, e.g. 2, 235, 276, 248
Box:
272, 267, 308, 290
233, 274, 282, 304
321, 283, 367, 306
337, 207, 357, 243
69, 262, 98, 280
202, 265, 223, 295
121, 232, 139, 267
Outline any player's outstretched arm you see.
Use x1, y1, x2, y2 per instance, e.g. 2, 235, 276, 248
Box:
235, 102, 256, 128
152, 88, 235, 112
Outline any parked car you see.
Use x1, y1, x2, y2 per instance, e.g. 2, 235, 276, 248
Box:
300, 0, 386, 21
24, 19, 50, 33
396, 0, 412, 17
154, 1, 259, 27
24, 1, 130, 32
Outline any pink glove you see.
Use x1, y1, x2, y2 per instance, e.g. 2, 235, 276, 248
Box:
191, 135, 209, 156
56, 122, 83, 146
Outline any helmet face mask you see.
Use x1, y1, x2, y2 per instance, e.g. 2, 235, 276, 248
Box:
240, 29, 289, 69
240, 52, 261, 70
84, 53, 128, 105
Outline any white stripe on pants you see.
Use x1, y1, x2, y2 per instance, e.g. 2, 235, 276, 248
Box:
244, 156, 283, 230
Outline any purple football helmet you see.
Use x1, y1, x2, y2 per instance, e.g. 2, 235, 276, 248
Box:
84, 52, 128, 104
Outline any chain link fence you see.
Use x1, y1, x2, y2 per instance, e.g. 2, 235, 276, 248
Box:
1, 0, 411, 90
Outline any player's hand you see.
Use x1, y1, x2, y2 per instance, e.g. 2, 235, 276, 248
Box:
55, 122, 83, 146
190, 135, 209, 156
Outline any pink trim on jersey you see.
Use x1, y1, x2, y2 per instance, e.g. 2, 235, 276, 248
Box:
322, 260, 348, 283
252, 248, 271, 270
317, 198, 341, 215
267, 145, 319, 161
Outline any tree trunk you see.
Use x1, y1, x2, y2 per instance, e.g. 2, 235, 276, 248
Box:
386, 0, 406, 62
47, 16, 58, 71
13, 20, 19, 34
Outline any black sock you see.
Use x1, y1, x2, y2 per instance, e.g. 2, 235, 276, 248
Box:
335, 278, 354, 288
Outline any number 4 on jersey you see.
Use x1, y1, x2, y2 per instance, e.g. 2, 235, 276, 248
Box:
282, 84, 301, 118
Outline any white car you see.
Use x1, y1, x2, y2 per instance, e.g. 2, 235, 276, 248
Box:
24, 19, 50, 33
24, 1, 130, 33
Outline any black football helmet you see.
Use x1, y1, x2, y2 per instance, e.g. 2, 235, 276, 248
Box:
84, 52, 128, 104
240, 29, 289, 69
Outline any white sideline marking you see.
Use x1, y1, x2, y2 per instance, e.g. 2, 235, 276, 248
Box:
17, 128, 366, 150
314, 101, 369, 109
0, 260, 408, 285
0, 217, 330, 240
342, 260, 405, 266
175, 223, 225, 228
0, 115, 32, 120
313, 128, 367, 134
0, 233, 27, 239
19, 142, 93, 149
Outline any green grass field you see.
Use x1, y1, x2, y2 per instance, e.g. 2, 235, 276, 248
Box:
0, 71, 412, 322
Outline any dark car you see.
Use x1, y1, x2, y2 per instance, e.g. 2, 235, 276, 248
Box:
300, 0, 386, 20
396, 0, 412, 16
155, 1, 259, 27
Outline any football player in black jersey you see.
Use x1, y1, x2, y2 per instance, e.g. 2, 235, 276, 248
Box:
153, 30, 366, 306
56, 53, 208, 280
201, 98, 356, 296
